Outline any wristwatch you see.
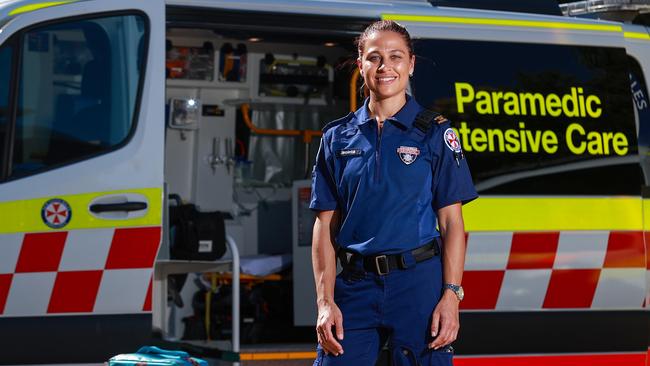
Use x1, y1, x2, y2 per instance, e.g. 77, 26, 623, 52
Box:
443, 283, 464, 301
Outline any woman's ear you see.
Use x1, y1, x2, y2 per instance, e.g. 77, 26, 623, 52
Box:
356, 57, 363, 76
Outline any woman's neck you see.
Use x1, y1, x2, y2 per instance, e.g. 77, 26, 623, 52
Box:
368, 93, 407, 125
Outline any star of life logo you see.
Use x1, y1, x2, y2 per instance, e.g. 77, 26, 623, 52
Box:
444, 128, 462, 152
41, 198, 72, 229
397, 146, 420, 165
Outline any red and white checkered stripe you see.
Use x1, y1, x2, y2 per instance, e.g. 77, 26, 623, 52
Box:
0, 227, 160, 317
461, 231, 647, 310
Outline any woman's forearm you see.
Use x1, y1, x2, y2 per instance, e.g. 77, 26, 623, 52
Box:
312, 210, 339, 305
438, 203, 466, 286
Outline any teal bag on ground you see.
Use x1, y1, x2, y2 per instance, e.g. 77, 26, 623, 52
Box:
108, 346, 209, 366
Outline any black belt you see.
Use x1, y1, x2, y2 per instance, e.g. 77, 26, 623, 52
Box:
339, 238, 441, 276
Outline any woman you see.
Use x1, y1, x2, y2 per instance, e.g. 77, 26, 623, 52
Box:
310, 20, 477, 366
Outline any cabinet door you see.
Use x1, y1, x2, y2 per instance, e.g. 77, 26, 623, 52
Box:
0, 0, 165, 363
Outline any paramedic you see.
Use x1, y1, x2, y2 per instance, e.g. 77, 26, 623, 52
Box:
310, 20, 478, 365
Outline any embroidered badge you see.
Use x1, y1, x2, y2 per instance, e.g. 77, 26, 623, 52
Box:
397, 146, 420, 165
443, 128, 462, 153
336, 148, 363, 157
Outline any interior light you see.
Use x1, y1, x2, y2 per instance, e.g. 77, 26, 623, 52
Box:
324, 42, 337, 47
248, 37, 262, 42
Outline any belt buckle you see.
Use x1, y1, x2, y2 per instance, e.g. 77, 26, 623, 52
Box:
375, 255, 389, 275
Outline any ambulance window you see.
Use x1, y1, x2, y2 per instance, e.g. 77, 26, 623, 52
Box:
412, 39, 641, 196
479, 162, 643, 195
0, 44, 11, 167
628, 56, 650, 186
9, 14, 146, 178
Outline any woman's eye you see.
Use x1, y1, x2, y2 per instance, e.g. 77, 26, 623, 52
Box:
391, 55, 402, 60
368, 56, 379, 62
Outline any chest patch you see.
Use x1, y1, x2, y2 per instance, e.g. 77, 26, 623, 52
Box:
396, 146, 420, 165
444, 128, 462, 153
336, 148, 363, 157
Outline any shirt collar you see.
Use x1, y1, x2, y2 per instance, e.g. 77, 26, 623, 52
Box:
353, 94, 421, 130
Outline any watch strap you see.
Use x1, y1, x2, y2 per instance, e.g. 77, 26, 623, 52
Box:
443, 283, 463, 301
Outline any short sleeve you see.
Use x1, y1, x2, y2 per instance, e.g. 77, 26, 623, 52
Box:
431, 125, 478, 210
310, 134, 339, 211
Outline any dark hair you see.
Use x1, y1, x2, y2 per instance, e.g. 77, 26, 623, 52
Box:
355, 20, 414, 58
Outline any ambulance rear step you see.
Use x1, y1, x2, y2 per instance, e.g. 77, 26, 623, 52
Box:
179, 341, 314, 366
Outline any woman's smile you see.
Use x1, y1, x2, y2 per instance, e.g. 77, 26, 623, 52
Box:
376, 76, 397, 84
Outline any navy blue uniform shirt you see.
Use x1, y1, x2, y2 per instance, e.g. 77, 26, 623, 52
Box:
310, 95, 478, 255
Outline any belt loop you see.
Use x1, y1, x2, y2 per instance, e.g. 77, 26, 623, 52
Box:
336, 246, 348, 267
399, 251, 416, 269
399, 254, 407, 269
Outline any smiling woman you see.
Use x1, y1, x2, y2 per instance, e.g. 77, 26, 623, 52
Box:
310, 20, 478, 366
355, 21, 414, 104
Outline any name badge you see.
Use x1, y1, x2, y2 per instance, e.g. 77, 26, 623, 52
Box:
336, 148, 363, 157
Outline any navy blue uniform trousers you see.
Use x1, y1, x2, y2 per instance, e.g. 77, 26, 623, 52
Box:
313, 255, 453, 366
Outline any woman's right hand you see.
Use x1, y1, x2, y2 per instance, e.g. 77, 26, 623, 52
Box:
316, 299, 344, 356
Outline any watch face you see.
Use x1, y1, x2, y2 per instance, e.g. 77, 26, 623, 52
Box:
457, 287, 464, 301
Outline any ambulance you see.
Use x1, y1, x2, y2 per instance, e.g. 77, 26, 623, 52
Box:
0, 0, 648, 364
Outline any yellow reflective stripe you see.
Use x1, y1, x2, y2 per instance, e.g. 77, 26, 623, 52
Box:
0, 187, 162, 233
8, 0, 79, 16
624, 31, 650, 40
463, 197, 642, 231
382, 14, 622, 33
644, 199, 650, 230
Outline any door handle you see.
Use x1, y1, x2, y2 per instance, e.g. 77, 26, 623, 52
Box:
89, 201, 148, 213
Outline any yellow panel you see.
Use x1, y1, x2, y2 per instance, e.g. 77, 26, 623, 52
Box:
463, 197, 642, 232
9, 0, 79, 16
0, 187, 162, 233
382, 14, 622, 33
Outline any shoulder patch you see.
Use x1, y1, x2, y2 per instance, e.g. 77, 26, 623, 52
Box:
322, 112, 355, 133
443, 128, 462, 153
434, 114, 448, 124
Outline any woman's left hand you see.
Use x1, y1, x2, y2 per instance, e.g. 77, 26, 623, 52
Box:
429, 290, 460, 349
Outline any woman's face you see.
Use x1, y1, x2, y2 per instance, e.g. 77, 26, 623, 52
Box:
358, 30, 414, 101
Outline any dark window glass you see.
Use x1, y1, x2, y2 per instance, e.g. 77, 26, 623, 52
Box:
481, 163, 643, 195
0, 45, 11, 170
628, 55, 650, 186
412, 40, 640, 195
11, 15, 146, 178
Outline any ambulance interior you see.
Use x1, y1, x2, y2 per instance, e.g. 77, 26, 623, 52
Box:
161, 10, 365, 342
